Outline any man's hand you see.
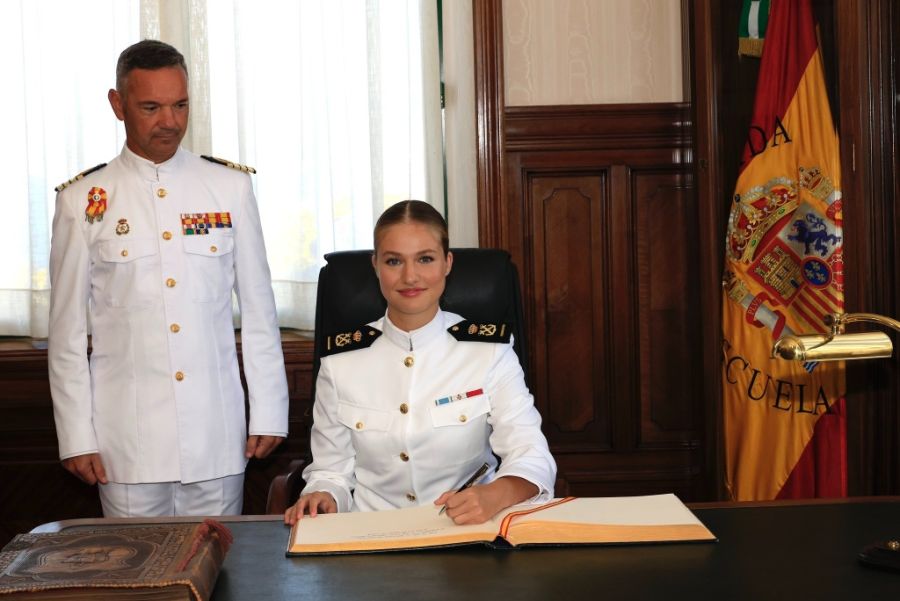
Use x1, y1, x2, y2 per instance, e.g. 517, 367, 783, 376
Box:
245, 435, 284, 459
62, 452, 108, 485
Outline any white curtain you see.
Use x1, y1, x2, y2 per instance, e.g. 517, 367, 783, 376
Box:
0, 0, 139, 337
201, 0, 444, 331
0, 0, 442, 336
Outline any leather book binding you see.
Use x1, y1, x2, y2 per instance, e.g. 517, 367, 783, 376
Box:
0, 520, 232, 600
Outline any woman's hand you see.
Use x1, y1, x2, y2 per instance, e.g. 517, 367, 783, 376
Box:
284, 491, 338, 525
434, 476, 538, 525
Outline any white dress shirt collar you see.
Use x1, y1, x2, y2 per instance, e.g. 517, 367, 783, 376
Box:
380, 309, 451, 352
119, 144, 186, 181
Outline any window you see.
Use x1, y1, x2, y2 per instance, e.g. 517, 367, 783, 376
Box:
202, 0, 443, 330
1, 0, 139, 337
1, 0, 443, 336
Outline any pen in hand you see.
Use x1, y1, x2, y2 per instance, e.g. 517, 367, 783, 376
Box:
438, 462, 491, 515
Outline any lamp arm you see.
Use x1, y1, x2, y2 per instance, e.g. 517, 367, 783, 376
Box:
827, 313, 900, 335
772, 312, 898, 362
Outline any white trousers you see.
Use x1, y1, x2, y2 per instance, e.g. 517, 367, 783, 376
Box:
98, 474, 244, 517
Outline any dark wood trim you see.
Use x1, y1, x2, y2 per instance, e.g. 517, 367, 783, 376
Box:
689, 0, 728, 501
681, 0, 692, 102
472, 0, 505, 248
836, 0, 871, 499
505, 104, 692, 151
837, 0, 900, 496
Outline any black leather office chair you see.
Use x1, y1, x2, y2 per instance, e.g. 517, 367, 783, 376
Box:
311, 248, 528, 374
266, 248, 529, 513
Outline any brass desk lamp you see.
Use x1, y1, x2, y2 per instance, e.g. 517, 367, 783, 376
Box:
772, 312, 899, 571
771, 312, 895, 362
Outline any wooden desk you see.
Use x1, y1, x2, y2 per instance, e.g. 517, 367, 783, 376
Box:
31, 499, 900, 600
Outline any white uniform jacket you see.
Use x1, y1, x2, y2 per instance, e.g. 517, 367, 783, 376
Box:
301, 310, 556, 512
48, 146, 289, 484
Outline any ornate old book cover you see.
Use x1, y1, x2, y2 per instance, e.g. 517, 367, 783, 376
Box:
0, 520, 232, 600
287, 493, 716, 555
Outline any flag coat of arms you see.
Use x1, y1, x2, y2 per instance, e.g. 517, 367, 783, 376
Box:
722, 0, 846, 501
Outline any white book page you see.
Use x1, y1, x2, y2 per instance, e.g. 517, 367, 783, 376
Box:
291, 503, 503, 546
513, 494, 702, 527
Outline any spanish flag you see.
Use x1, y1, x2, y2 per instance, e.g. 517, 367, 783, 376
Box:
722, 0, 846, 501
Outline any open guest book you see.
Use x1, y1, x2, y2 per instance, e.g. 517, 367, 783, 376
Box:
287, 493, 716, 556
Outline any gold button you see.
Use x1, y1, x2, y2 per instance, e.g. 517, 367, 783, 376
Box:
399, 403, 409, 414
406, 493, 416, 502
174, 371, 184, 381
400, 452, 409, 462
166, 278, 176, 288
355, 421, 364, 430
210, 245, 218, 253
458, 415, 467, 423
120, 249, 128, 257
162, 231, 172, 240
170, 323, 181, 333
403, 356, 414, 367
157, 188, 167, 198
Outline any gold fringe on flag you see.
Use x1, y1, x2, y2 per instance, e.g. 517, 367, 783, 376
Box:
739, 36, 765, 58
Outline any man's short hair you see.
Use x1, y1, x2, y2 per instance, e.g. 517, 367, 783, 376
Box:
116, 39, 188, 92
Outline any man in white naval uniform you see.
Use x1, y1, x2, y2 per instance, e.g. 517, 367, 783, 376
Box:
48, 40, 288, 517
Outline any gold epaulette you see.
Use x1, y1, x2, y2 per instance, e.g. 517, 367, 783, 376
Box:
447, 321, 511, 343
54, 163, 107, 193
321, 326, 382, 357
201, 155, 257, 174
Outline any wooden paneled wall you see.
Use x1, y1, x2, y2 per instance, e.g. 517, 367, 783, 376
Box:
502, 104, 704, 499
0, 339, 314, 548
476, 0, 712, 500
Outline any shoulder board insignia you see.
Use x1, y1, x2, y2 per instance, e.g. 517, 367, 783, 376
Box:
201, 155, 256, 174
447, 321, 511, 343
322, 326, 382, 357
55, 163, 107, 193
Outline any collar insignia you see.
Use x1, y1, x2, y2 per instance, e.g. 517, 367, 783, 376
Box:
322, 326, 382, 357
447, 320, 511, 343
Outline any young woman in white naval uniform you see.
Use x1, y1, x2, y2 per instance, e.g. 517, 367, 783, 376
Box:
285, 201, 556, 525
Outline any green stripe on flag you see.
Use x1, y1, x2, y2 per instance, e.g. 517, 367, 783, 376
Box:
739, 0, 771, 57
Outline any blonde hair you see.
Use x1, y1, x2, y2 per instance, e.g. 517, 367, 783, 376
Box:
373, 200, 449, 255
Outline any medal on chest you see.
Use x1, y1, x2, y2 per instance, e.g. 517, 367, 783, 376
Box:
85, 187, 107, 224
